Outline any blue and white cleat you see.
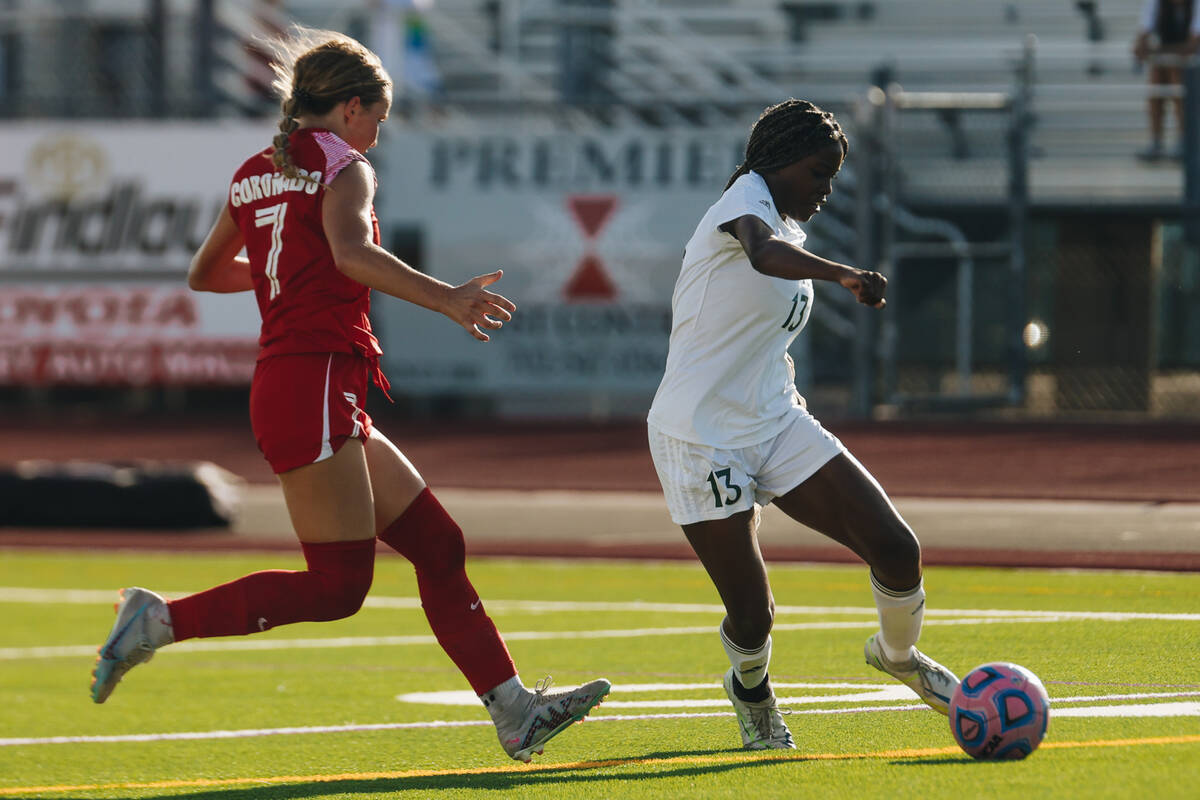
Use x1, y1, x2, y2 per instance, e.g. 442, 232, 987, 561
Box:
723, 668, 795, 750
864, 633, 958, 715
91, 587, 173, 704
495, 676, 611, 762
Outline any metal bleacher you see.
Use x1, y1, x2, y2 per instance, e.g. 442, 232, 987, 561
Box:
288, 0, 1181, 204
757, 0, 1178, 205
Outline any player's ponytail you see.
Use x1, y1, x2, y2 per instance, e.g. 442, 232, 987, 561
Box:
260, 25, 393, 182
271, 95, 303, 179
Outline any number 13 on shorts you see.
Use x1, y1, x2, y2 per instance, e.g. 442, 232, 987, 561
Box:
705, 467, 745, 509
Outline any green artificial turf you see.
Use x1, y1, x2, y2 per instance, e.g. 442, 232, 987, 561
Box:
1, 550, 1196, 799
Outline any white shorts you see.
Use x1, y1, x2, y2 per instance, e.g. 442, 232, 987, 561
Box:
648, 405, 846, 526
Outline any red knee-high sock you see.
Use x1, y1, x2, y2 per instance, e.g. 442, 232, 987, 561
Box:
378, 488, 516, 694
168, 538, 376, 641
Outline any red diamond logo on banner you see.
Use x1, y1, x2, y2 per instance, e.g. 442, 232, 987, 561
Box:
563, 254, 617, 300
568, 195, 618, 239
565, 195, 619, 302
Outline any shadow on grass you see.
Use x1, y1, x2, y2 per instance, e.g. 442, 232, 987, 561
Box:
40, 749, 807, 800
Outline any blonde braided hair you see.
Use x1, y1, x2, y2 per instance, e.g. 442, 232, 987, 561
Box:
259, 25, 392, 181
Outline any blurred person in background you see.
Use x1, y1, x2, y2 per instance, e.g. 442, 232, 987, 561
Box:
89, 25, 608, 763
647, 99, 959, 750
369, 0, 443, 106
1133, 0, 1200, 160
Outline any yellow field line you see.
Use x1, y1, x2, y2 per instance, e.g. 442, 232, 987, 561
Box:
4, 734, 1199, 796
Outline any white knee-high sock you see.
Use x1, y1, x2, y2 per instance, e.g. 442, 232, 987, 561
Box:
870, 572, 924, 664
720, 621, 771, 690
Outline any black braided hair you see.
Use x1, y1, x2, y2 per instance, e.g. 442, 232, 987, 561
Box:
725, 99, 848, 190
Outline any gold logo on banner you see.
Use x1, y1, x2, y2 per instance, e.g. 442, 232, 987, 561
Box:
25, 134, 108, 200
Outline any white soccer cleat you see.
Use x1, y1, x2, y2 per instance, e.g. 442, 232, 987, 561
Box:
864, 633, 958, 715
90, 587, 172, 704
494, 676, 611, 762
722, 668, 795, 750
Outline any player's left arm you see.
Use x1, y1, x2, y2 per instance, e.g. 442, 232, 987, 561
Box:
323, 161, 515, 341
724, 214, 887, 308
188, 206, 252, 293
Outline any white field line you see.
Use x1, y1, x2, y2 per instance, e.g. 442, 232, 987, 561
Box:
1, 588, 1198, 622
1049, 690, 1200, 703
597, 681, 908, 692
395, 684, 919, 707
0, 617, 1066, 661
1053, 702, 1200, 718
0, 586, 1194, 661
0, 720, 493, 747
394, 687, 1200, 709
5, 692, 1200, 747
567, 692, 1200, 710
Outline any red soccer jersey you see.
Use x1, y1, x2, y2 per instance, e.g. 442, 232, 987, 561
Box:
227, 128, 383, 362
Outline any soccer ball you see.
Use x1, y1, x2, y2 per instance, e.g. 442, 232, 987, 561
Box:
949, 662, 1050, 760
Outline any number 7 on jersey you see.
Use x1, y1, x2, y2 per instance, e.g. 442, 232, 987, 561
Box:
255, 202, 288, 300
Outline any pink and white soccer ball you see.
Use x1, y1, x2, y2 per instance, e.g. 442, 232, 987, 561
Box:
949, 662, 1050, 760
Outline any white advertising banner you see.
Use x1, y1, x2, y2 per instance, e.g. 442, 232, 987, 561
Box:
370, 119, 751, 400
0, 118, 813, 403
0, 122, 272, 385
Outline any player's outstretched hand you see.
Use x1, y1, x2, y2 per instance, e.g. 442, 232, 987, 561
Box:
840, 268, 887, 309
447, 269, 517, 341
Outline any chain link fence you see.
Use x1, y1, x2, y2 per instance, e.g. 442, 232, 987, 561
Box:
851, 36, 1200, 420
0, 0, 284, 120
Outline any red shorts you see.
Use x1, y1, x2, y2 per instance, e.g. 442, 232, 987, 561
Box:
250, 352, 374, 474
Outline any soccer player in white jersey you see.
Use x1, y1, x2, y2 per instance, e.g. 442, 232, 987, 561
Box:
647, 99, 959, 750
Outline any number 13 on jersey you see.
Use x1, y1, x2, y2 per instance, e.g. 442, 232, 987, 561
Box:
782, 290, 809, 332
706, 468, 743, 508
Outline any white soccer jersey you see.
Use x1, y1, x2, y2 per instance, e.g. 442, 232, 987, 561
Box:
647, 171, 814, 449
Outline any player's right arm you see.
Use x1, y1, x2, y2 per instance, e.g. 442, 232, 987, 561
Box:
188, 206, 253, 293
322, 160, 516, 342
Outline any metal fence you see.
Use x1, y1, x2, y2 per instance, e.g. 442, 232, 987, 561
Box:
0, 0, 283, 120
826, 38, 1200, 420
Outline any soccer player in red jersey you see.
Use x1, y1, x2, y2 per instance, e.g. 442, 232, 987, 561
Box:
89, 26, 609, 763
